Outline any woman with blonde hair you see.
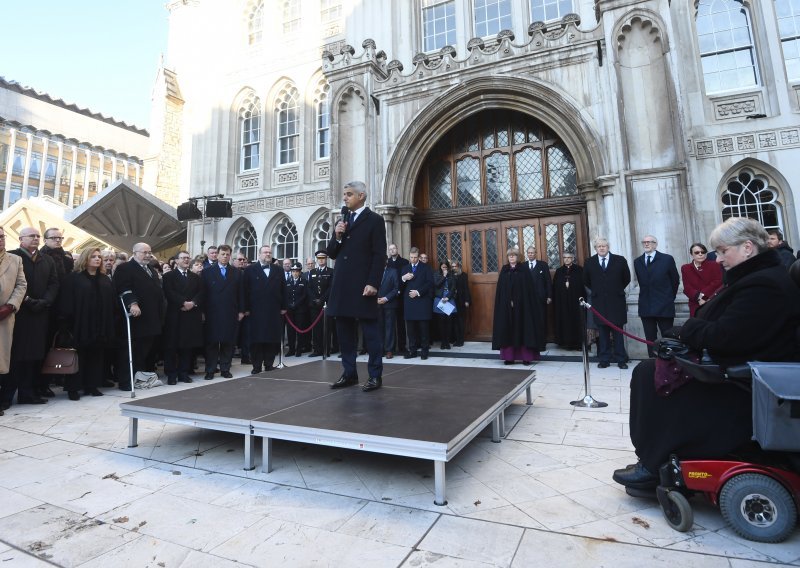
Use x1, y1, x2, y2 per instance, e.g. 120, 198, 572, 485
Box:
59, 248, 116, 400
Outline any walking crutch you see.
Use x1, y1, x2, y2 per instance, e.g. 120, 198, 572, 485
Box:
120, 296, 136, 398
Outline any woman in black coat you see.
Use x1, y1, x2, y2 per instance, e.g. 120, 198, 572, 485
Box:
552, 252, 584, 350
614, 218, 800, 489
60, 248, 116, 400
433, 261, 457, 349
491, 248, 543, 365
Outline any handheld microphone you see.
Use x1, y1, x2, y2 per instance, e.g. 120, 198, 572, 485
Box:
340, 205, 350, 225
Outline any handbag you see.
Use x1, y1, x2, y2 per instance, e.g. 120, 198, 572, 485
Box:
41, 332, 79, 375
653, 338, 696, 397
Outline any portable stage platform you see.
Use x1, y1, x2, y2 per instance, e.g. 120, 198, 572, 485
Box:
120, 361, 535, 505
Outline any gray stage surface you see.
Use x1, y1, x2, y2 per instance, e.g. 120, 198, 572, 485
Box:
120, 361, 535, 504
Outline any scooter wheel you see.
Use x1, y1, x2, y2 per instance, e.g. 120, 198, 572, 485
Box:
719, 473, 797, 543
657, 487, 693, 532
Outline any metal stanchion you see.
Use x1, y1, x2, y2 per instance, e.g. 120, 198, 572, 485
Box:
322, 302, 328, 361
120, 297, 136, 399
277, 317, 287, 369
570, 298, 607, 408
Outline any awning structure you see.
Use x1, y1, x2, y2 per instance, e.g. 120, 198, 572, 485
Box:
66, 179, 186, 253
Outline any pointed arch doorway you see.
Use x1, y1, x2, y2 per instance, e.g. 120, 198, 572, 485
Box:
411, 110, 589, 341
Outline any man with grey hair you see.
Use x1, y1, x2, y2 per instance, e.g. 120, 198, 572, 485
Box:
583, 237, 631, 369
634, 235, 679, 357
326, 180, 387, 392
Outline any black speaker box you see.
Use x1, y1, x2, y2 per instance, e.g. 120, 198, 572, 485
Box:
177, 201, 202, 221
206, 199, 233, 218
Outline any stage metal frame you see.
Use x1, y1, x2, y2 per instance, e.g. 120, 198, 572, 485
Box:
120, 370, 535, 506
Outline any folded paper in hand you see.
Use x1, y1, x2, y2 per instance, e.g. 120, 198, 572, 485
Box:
436, 299, 456, 316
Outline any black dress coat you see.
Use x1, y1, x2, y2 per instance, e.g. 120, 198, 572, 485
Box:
202, 263, 241, 343
583, 253, 631, 325
491, 263, 542, 350
633, 251, 680, 318
326, 207, 387, 320
241, 262, 286, 344
114, 259, 165, 339
162, 269, 204, 350
401, 262, 434, 320
629, 249, 800, 472
59, 271, 115, 348
552, 263, 585, 349
526, 260, 553, 303
454, 271, 471, 310
378, 267, 400, 308
9, 249, 59, 361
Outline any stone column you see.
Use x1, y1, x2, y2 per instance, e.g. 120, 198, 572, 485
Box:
97, 153, 105, 193
22, 132, 33, 199
374, 204, 398, 248
54, 141, 64, 202
82, 149, 92, 202
68, 146, 78, 206
397, 206, 415, 257
2, 128, 15, 210
38, 137, 49, 196
594, 174, 618, 244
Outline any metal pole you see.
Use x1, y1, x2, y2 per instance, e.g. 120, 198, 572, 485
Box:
570, 298, 607, 408
322, 303, 327, 361
120, 296, 136, 399
277, 316, 286, 369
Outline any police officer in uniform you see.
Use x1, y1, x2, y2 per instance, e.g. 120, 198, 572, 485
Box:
286, 262, 310, 357
307, 250, 337, 356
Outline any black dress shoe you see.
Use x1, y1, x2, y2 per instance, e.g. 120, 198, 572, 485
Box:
167, 377, 178, 385
241, 357, 251, 365
330, 375, 358, 389
504, 360, 515, 365
221, 371, 233, 378
102, 380, 116, 388
359, 349, 367, 355
618, 362, 629, 369
18, 397, 47, 405
598, 362, 610, 368
286, 351, 296, 357
85, 388, 104, 397
251, 368, 262, 374
68, 391, 81, 401
308, 352, 322, 357
612, 462, 658, 489
39, 387, 56, 398
421, 352, 429, 360
118, 384, 132, 391
179, 376, 193, 383
362, 376, 382, 392
295, 352, 302, 358
522, 360, 531, 365
204, 373, 214, 380
403, 351, 418, 359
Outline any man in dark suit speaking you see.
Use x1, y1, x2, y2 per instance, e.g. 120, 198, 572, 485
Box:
326, 181, 387, 392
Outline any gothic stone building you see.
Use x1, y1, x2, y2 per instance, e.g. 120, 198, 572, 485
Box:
165, 0, 800, 349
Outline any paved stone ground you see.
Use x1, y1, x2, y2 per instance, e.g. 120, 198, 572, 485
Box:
0, 343, 798, 567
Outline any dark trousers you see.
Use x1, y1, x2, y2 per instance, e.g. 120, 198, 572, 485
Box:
66, 345, 105, 392
237, 316, 251, 361
641, 316, 674, 357
453, 307, 467, 345
286, 309, 309, 354
250, 342, 279, 371
378, 307, 397, 352
205, 341, 234, 373
117, 334, 156, 387
436, 314, 453, 347
405, 319, 430, 354
164, 347, 193, 379
336, 317, 382, 379
396, 302, 407, 351
1, 360, 41, 403
597, 323, 627, 364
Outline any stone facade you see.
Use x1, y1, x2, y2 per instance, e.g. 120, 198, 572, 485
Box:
163, 0, 800, 353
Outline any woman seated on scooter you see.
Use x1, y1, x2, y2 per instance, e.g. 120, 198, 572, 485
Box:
613, 217, 800, 490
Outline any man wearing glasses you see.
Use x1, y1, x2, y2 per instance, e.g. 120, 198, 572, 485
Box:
114, 243, 165, 390
0, 228, 27, 413
40, 228, 74, 281
634, 235, 679, 358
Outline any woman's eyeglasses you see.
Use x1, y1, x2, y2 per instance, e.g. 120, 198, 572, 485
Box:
692, 250, 707, 255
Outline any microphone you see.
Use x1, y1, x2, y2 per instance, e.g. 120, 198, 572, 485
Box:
340, 205, 350, 225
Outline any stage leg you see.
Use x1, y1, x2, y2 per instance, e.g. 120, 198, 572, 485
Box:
492, 416, 501, 443
244, 434, 255, 471
128, 418, 138, 448
526, 385, 533, 406
433, 460, 447, 506
498, 410, 505, 438
262, 437, 273, 473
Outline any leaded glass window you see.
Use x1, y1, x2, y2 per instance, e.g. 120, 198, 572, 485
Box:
247, 0, 264, 45
423, 0, 456, 52
696, 0, 758, 93
474, 0, 512, 37
777, 0, 800, 81
236, 223, 258, 261
283, 0, 301, 34
276, 87, 300, 165
315, 82, 330, 160
530, 0, 572, 22
240, 93, 261, 172
273, 217, 299, 260
311, 214, 332, 255
721, 170, 783, 232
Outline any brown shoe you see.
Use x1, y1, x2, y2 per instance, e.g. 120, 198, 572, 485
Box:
386, 351, 393, 359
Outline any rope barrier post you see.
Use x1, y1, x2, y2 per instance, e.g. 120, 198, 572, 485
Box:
322, 303, 328, 361
570, 298, 607, 409
277, 315, 287, 369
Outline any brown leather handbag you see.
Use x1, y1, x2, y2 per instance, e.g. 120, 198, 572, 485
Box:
41, 333, 79, 375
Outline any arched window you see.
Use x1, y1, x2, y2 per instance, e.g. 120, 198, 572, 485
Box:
696, 0, 758, 93
777, 0, 800, 81
247, 0, 264, 45
419, 110, 578, 209
310, 214, 332, 254
235, 223, 258, 261
239, 93, 261, 172
283, 0, 301, 34
272, 217, 299, 260
276, 87, 300, 165
721, 169, 783, 232
315, 82, 330, 160
473, 0, 512, 37
530, 0, 573, 22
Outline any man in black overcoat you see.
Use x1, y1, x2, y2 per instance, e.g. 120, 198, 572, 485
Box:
241, 245, 286, 373
401, 247, 434, 360
114, 242, 165, 390
377, 258, 400, 357
307, 250, 336, 357
201, 244, 242, 380
525, 245, 552, 351
634, 235, 679, 357
326, 181, 387, 392
552, 252, 584, 350
583, 237, 631, 369
162, 251, 204, 384
386, 243, 409, 352
451, 261, 471, 347
0, 227, 59, 406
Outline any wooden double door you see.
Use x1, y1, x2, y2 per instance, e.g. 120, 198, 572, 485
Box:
430, 214, 585, 341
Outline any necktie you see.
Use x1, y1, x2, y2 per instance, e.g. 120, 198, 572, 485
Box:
412, 264, 417, 274
529, 261, 534, 270
351, 212, 358, 224
220, 266, 226, 279
181, 270, 187, 279
143, 263, 152, 277
646, 255, 652, 266
601, 257, 606, 271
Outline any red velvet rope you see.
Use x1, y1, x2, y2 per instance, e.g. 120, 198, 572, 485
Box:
585, 305, 656, 346
284, 307, 326, 334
